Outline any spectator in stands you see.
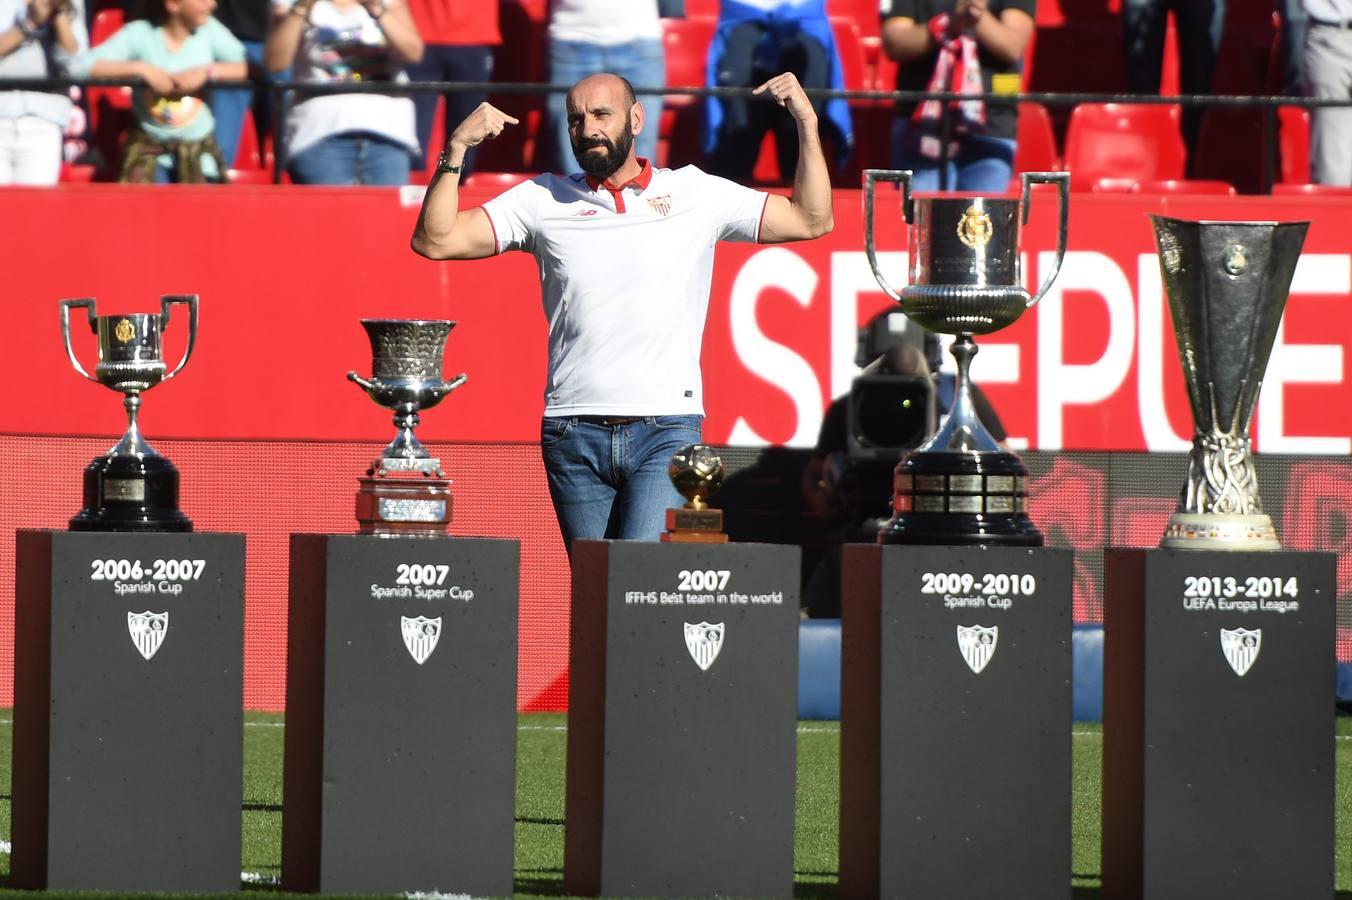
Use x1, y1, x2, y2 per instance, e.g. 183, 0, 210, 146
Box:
704, 0, 852, 183
0, 0, 86, 184
210, 0, 270, 170
1277, 0, 1307, 96
1303, 0, 1352, 185
1121, 0, 1223, 164
546, 0, 664, 174
70, 0, 248, 182
881, 0, 1035, 192
264, 0, 422, 184
402, 0, 497, 179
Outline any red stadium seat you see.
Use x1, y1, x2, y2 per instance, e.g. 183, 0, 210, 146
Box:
831, 18, 868, 91
1271, 182, 1352, 196
59, 162, 95, 182
462, 171, 533, 191
828, 0, 882, 35
1279, 105, 1310, 184
659, 17, 716, 168
1131, 179, 1237, 195
1064, 102, 1185, 192
1013, 101, 1060, 174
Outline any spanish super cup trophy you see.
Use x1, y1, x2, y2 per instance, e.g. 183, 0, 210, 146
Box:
348, 319, 467, 536
863, 170, 1069, 545
662, 443, 727, 543
1151, 216, 1308, 549
60, 295, 198, 532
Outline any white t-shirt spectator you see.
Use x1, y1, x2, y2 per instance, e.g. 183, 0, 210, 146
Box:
271, 0, 418, 158
547, 0, 660, 46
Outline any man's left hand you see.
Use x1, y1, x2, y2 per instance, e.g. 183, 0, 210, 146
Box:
752, 72, 815, 125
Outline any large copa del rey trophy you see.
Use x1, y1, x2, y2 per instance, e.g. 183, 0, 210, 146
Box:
863, 170, 1069, 545
60, 295, 198, 532
348, 319, 467, 536
1152, 216, 1308, 549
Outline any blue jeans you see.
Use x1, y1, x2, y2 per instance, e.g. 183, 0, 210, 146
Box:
890, 119, 1016, 193
1122, 0, 1225, 153
547, 37, 665, 173
210, 40, 266, 170
540, 415, 702, 553
287, 131, 413, 185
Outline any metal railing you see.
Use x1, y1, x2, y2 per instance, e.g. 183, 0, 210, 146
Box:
1, 76, 1339, 191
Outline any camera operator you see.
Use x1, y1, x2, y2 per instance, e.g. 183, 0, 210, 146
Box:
800, 310, 1007, 618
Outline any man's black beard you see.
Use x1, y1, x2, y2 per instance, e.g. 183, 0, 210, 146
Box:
573, 122, 634, 180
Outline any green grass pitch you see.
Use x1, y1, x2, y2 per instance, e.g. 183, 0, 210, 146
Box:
0, 713, 1348, 897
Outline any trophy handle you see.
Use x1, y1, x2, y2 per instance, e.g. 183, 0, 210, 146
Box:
1020, 171, 1070, 308
160, 294, 199, 381
59, 297, 100, 383
862, 169, 914, 303
435, 373, 468, 396
348, 371, 376, 392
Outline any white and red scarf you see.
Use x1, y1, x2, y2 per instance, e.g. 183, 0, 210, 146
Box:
910, 13, 987, 160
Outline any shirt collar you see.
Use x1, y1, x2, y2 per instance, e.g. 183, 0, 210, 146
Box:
585, 157, 653, 194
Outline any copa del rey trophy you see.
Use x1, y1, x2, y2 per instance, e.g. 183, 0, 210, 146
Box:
60, 295, 198, 532
863, 170, 1069, 545
662, 443, 727, 543
1151, 216, 1308, 549
348, 319, 467, 536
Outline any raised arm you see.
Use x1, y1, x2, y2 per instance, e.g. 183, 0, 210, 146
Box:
755, 72, 833, 244
410, 101, 519, 261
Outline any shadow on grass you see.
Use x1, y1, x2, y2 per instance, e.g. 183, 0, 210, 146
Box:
516, 869, 566, 897
242, 802, 280, 812
518, 816, 564, 826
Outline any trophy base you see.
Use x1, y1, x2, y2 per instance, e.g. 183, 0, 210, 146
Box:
1161, 513, 1280, 550
69, 454, 192, 533
356, 476, 452, 537
878, 450, 1041, 547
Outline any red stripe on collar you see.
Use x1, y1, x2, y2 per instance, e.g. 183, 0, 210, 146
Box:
585, 157, 653, 197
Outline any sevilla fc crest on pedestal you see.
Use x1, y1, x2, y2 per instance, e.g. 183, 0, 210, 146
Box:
684, 622, 725, 671
956, 625, 998, 674
1220, 627, 1262, 677
401, 615, 442, 665
127, 610, 169, 660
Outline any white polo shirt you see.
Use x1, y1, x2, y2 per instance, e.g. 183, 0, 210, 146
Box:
481, 160, 769, 417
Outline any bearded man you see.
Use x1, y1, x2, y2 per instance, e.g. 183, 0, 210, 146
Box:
411, 71, 833, 555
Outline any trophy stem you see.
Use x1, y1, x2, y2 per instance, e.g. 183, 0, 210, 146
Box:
916, 335, 1001, 455
110, 393, 157, 459
387, 405, 429, 459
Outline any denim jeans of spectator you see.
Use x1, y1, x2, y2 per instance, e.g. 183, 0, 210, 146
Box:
540, 415, 701, 554
287, 131, 412, 185
210, 39, 266, 171
1122, 0, 1224, 155
404, 43, 493, 177
547, 37, 665, 173
889, 119, 1016, 193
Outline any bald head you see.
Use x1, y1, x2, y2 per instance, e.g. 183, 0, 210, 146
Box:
567, 73, 636, 113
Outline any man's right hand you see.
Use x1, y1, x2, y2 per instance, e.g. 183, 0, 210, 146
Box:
448, 102, 520, 152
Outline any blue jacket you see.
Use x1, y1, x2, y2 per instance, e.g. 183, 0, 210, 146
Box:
703, 0, 854, 165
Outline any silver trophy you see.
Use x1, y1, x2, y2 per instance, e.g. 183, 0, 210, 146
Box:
348, 319, 467, 534
1152, 216, 1308, 549
863, 170, 1069, 545
60, 295, 198, 531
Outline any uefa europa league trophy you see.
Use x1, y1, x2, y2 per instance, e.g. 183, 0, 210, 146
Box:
863, 170, 1069, 545
662, 443, 727, 543
348, 319, 467, 536
60, 295, 198, 532
1152, 216, 1307, 549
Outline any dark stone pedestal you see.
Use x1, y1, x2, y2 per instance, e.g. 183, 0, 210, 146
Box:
840, 543, 1072, 900
566, 540, 800, 898
12, 530, 244, 891
283, 534, 519, 896
1102, 548, 1335, 900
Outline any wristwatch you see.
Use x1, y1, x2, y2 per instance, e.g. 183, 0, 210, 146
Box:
435, 151, 463, 175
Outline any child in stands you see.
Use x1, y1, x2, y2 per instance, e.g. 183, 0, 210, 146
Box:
71, 0, 247, 182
